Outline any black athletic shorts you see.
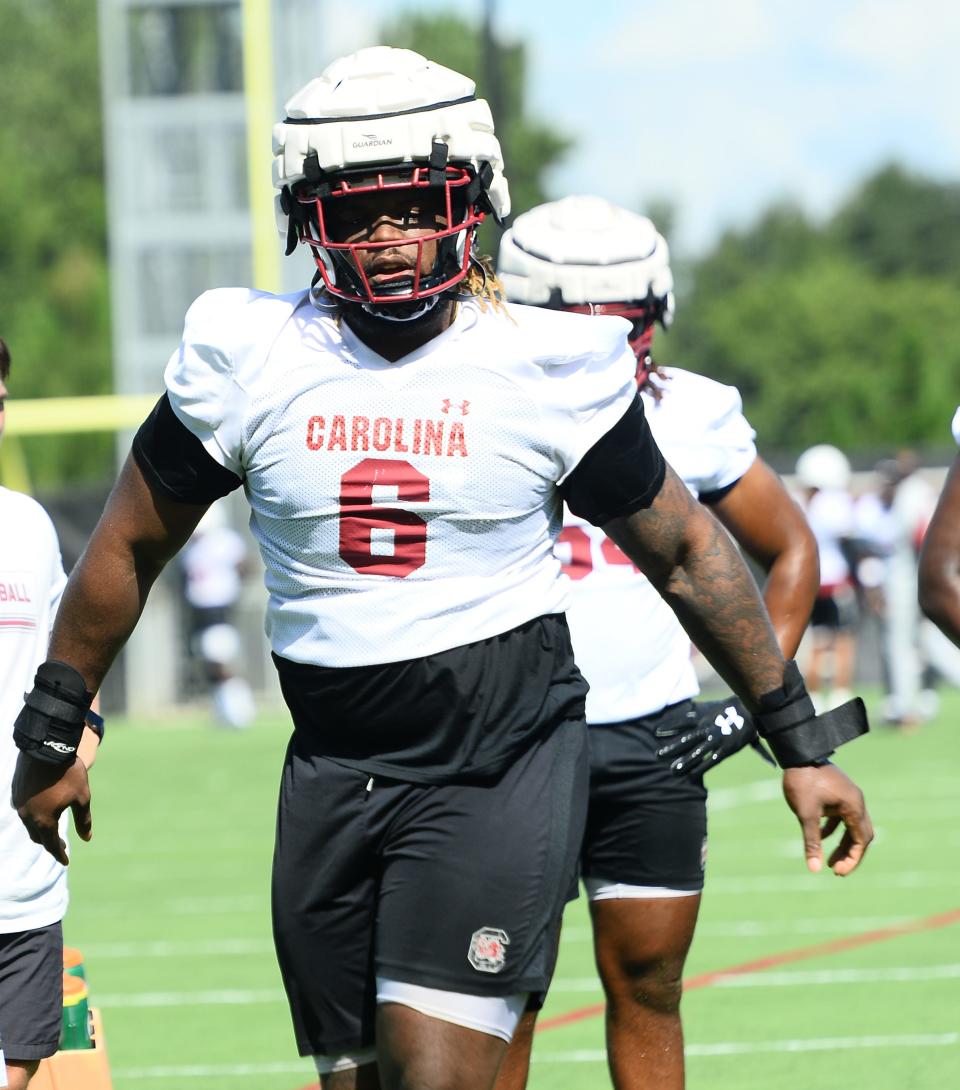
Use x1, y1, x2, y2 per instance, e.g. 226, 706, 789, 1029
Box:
810, 591, 856, 631
582, 701, 708, 892
0, 921, 63, 1061
272, 719, 589, 1057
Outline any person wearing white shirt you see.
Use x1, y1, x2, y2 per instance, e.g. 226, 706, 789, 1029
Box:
495, 198, 831, 1090
9, 52, 872, 1090
0, 339, 100, 1090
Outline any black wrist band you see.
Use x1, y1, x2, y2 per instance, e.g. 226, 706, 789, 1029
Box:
754, 661, 869, 767
14, 661, 93, 765
84, 710, 105, 743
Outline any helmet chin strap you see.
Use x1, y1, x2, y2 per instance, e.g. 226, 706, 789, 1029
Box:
360, 294, 443, 322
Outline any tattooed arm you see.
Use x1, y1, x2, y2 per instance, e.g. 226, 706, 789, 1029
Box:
602, 463, 787, 706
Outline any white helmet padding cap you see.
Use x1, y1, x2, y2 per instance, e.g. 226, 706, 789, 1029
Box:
497, 196, 674, 327
273, 47, 509, 304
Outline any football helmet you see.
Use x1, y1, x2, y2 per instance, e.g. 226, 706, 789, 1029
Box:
497, 196, 675, 381
795, 445, 852, 492
273, 47, 509, 317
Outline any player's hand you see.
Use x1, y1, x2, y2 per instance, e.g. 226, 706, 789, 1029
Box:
656, 697, 776, 777
11, 753, 92, 866
782, 763, 872, 876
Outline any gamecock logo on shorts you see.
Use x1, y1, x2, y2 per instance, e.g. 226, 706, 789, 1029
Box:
468, 927, 510, 973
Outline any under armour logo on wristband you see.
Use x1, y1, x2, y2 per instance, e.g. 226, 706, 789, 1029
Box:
714, 706, 745, 735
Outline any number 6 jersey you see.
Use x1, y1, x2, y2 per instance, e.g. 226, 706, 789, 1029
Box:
132, 289, 665, 781
151, 289, 646, 666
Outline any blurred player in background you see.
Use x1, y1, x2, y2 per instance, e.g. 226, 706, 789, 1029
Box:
0, 339, 102, 1090
11, 50, 871, 1090
496, 198, 820, 1090
180, 503, 254, 729
794, 444, 858, 710
919, 408, 960, 647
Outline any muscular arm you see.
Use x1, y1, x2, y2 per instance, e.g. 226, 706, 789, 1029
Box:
711, 458, 819, 658
603, 462, 787, 707
48, 454, 210, 690
918, 453, 960, 647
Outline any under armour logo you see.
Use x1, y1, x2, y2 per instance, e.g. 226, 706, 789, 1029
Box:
714, 706, 745, 736
441, 399, 470, 416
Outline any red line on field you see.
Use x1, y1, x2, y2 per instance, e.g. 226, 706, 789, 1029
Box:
534, 906, 960, 1033
289, 906, 960, 1088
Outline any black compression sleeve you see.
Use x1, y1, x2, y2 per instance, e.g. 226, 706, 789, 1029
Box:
699, 477, 742, 505
132, 394, 243, 504
560, 394, 667, 526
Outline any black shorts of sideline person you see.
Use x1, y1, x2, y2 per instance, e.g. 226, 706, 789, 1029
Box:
0, 921, 63, 1062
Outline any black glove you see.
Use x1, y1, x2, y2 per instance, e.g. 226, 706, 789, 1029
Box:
656, 697, 777, 778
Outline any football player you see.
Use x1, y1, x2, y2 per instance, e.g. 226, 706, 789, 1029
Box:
919, 407, 960, 646
494, 197, 823, 1089
11, 50, 871, 1090
0, 339, 102, 1090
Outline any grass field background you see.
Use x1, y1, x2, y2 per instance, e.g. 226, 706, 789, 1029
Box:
63, 688, 960, 1089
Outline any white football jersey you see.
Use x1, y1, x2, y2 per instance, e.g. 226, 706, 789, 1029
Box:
559, 368, 757, 724
803, 488, 855, 592
952, 405, 960, 446
164, 292, 637, 667
0, 487, 68, 932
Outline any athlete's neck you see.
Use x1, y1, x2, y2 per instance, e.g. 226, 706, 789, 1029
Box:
340, 300, 457, 362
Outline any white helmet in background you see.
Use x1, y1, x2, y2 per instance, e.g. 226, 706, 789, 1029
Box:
497, 196, 674, 381
273, 47, 509, 316
795, 444, 852, 491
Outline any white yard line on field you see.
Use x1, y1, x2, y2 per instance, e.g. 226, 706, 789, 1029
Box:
533, 1033, 960, 1063
547, 964, 960, 992
77, 937, 275, 958
111, 1033, 960, 1078
562, 914, 916, 943
97, 988, 286, 1008
97, 964, 960, 1008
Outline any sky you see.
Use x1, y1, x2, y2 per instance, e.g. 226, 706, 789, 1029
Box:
319, 0, 960, 255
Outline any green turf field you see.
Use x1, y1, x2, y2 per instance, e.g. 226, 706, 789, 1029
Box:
63, 689, 960, 1090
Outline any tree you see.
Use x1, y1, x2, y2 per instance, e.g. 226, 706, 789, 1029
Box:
0, 0, 113, 485
667, 164, 960, 455
831, 163, 960, 282
380, 13, 573, 253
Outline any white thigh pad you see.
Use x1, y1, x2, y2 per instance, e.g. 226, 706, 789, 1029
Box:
375, 977, 527, 1043
585, 877, 702, 901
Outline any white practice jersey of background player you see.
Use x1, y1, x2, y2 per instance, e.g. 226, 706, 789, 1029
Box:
0, 488, 68, 931
557, 369, 756, 724
164, 287, 636, 668
181, 506, 246, 614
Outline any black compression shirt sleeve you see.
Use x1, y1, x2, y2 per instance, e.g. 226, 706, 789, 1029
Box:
132, 394, 243, 504
560, 394, 666, 526
699, 477, 742, 505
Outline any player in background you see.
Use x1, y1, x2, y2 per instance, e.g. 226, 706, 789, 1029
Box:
11, 50, 871, 1090
495, 197, 820, 1090
794, 445, 858, 711
919, 408, 960, 647
0, 339, 102, 1090
180, 503, 255, 729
